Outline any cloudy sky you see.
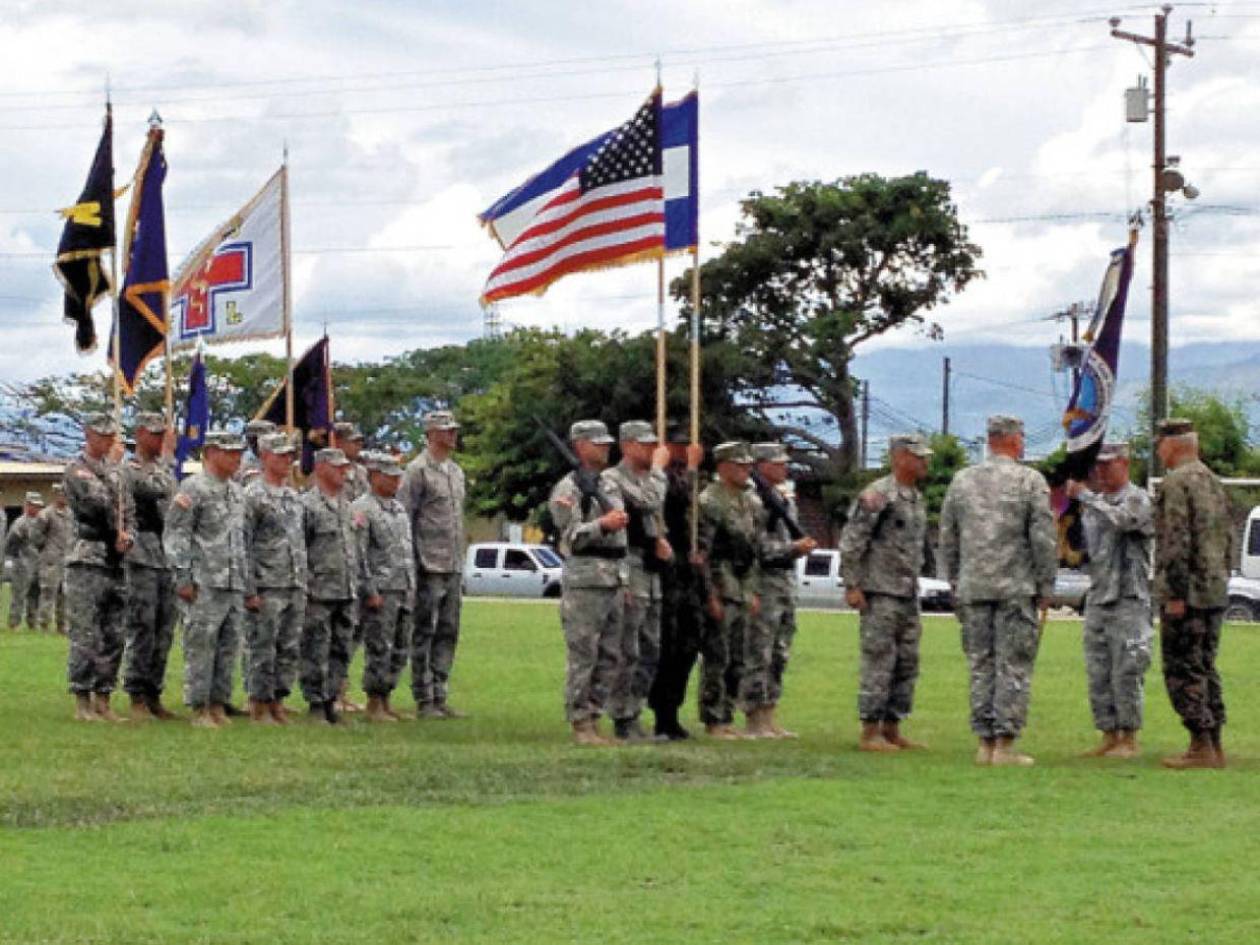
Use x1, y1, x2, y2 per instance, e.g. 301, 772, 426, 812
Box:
1, 0, 1257, 386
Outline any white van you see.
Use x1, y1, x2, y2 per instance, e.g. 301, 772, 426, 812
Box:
463, 542, 564, 599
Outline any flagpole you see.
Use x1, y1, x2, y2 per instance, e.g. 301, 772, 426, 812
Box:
324, 330, 336, 449
281, 146, 295, 434
688, 74, 702, 549
152, 112, 174, 427
104, 87, 125, 540
652, 59, 667, 442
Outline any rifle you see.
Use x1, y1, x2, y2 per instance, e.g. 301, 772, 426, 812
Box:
750, 468, 805, 540
534, 417, 613, 516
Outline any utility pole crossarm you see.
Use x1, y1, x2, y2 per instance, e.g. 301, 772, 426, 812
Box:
1110, 28, 1195, 57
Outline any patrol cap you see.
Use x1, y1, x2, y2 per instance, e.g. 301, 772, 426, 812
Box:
889, 433, 934, 458
245, 419, 276, 437
986, 414, 1025, 437
82, 412, 120, 436
133, 411, 168, 433
258, 432, 296, 456
1156, 417, 1195, 438
314, 447, 351, 467
424, 410, 461, 432
569, 419, 614, 444
752, 442, 790, 463
203, 429, 247, 451
1097, 442, 1131, 461
713, 441, 755, 465
334, 421, 365, 442
366, 453, 404, 477
618, 420, 658, 444
24, 491, 44, 506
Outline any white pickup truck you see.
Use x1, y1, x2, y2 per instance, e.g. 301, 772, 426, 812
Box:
462, 542, 564, 599
1225, 507, 1260, 622
794, 549, 954, 612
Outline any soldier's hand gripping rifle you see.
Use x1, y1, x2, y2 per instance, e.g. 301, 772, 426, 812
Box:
750, 468, 805, 540
533, 417, 613, 516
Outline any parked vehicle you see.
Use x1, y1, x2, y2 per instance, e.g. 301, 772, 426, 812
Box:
793, 549, 953, 611
1049, 568, 1091, 613
463, 542, 564, 598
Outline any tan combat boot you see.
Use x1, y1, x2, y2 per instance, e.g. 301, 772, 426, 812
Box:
92, 693, 128, 723
705, 723, 743, 741
336, 680, 363, 714
1210, 728, 1227, 768
743, 706, 775, 740
1103, 730, 1139, 759
765, 706, 798, 740
571, 719, 612, 747
365, 696, 396, 722
209, 703, 232, 726
858, 722, 899, 753
382, 696, 405, 721
882, 721, 926, 750
148, 696, 179, 721
129, 694, 154, 722
1082, 731, 1118, 757
990, 736, 1035, 767
248, 699, 276, 724
1162, 733, 1218, 770
74, 694, 100, 722
268, 701, 290, 725
190, 706, 219, 729
975, 737, 996, 765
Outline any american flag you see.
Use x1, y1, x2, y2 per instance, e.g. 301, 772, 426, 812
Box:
479, 90, 665, 304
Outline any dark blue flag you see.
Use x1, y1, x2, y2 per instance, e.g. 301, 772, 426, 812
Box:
175, 348, 208, 480
258, 336, 331, 474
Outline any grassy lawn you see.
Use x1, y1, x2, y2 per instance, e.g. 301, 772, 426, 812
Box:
0, 595, 1256, 944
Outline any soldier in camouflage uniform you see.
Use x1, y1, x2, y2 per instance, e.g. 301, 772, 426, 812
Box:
242, 432, 308, 724
33, 484, 72, 634
549, 419, 628, 746
1152, 418, 1233, 770
239, 419, 276, 485
840, 433, 932, 753
647, 430, 705, 740
165, 430, 252, 729
121, 413, 180, 721
331, 421, 369, 712
6, 493, 44, 629
752, 442, 817, 739
404, 410, 468, 719
300, 447, 360, 725
1065, 442, 1154, 759
939, 415, 1056, 766
605, 420, 671, 742
63, 414, 135, 722
352, 452, 415, 722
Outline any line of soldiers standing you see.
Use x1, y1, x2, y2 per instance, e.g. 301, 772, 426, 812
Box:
60, 408, 468, 728
4, 486, 72, 633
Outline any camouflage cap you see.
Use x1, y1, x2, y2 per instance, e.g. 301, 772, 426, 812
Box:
333, 421, 365, 441
569, 419, 613, 444
889, 433, 934, 457
82, 412, 120, 436
618, 420, 658, 444
245, 419, 277, 437
258, 432, 297, 455
713, 441, 755, 465
204, 429, 248, 451
1156, 417, 1195, 437
752, 442, 790, 463
314, 447, 350, 467
1097, 441, 1131, 461
987, 414, 1025, 436
133, 411, 168, 433
365, 452, 404, 477
24, 491, 44, 506
424, 410, 461, 432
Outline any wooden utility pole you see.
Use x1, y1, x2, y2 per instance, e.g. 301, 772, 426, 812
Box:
1111, 6, 1194, 470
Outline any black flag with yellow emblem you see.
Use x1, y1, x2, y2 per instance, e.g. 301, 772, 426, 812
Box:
53, 106, 115, 354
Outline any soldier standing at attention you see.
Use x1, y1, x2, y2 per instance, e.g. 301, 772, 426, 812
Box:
242, 433, 308, 725
939, 415, 1056, 766
404, 410, 468, 719
647, 430, 705, 740
300, 447, 359, 725
63, 414, 134, 722
240, 419, 276, 485
164, 430, 253, 729
605, 420, 671, 743
1153, 418, 1233, 770
548, 419, 628, 747
352, 452, 415, 722
1065, 442, 1154, 759
6, 493, 44, 629
121, 413, 180, 721
840, 433, 932, 752
335, 422, 370, 502
752, 442, 817, 739
33, 484, 72, 634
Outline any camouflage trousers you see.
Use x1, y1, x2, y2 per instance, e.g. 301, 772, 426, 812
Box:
36, 561, 66, 633
8, 559, 39, 628
301, 597, 356, 705
360, 591, 412, 697
1083, 597, 1153, 732
411, 571, 462, 707
560, 584, 623, 722
958, 598, 1041, 739
181, 587, 243, 709
699, 596, 773, 724
648, 565, 704, 716
64, 563, 126, 695
762, 574, 797, 705
1160, 606, 1226, 735
609, 575, 661, 721
123, 565, 178, 699
858, 593, 923, 722
245, 587, 305, 702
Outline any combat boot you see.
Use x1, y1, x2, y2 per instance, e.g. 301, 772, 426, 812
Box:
268, 701, 290, 725
1103, 730, 1139, 759
744, 706, 778, 740
248, 699, 276, 724
365, 696, 395, 722
209, 703, 232, 726
322, 699, 342, 725
1082, 731, 1119, 757
990, 736, 1035, 767
148, 696, 180, 721
767, 706, 798, 740
74, 694, 100, 722
705, 722, 743, 741
92, 693, 128, 723
436, 703, 468, 719
858, 722, 899, 752
190, 706, 219, 729
1162, 733, 1217, 769
613, 717, 652, 743
129, 694, 155, 722
571, 719, 613, 746
882, 721, 924, 749
1210, 728, 1227, 768
222, 702, 246, 718
975, 738, 995, 765
336, 680, 363, 714
382, 696, 409, 721
654, 707, 691, 741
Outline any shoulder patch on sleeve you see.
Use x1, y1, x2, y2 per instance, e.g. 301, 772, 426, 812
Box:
859, 489, 888, 513
174, 493, 193, 510
74, 468, 95, 480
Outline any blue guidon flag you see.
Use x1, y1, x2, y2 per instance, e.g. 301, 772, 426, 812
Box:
175, 346, 208, 480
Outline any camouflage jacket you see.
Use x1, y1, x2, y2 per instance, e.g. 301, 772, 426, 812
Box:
235, 453, 263, 486
939, 455, 1056, 603
342, 461, 370, 503
697, 481, 775, 603
124, 456, 176, 570
549, 468, 628, 590
840, 474, 926, 600
403, 448, 466, 574
759, 485, 803, 595
243, 478, 308, 595
63, 453, 135, 569
351, 491, 415, 598
604, 460, 668, 594
5, 515, 40, 566
1154, 458, 1232, 609
32, 506, 73, 568
1079, 482, 1153, 605
163, 472, 248, 591
301, 487, 359, 601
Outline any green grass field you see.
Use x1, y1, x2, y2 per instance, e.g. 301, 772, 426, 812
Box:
0, 596, 1256, 944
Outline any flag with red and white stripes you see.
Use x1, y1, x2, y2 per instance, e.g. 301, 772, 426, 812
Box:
478, 89, 664, 305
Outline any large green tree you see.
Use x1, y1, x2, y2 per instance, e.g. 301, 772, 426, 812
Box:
672, 173, 982, 476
